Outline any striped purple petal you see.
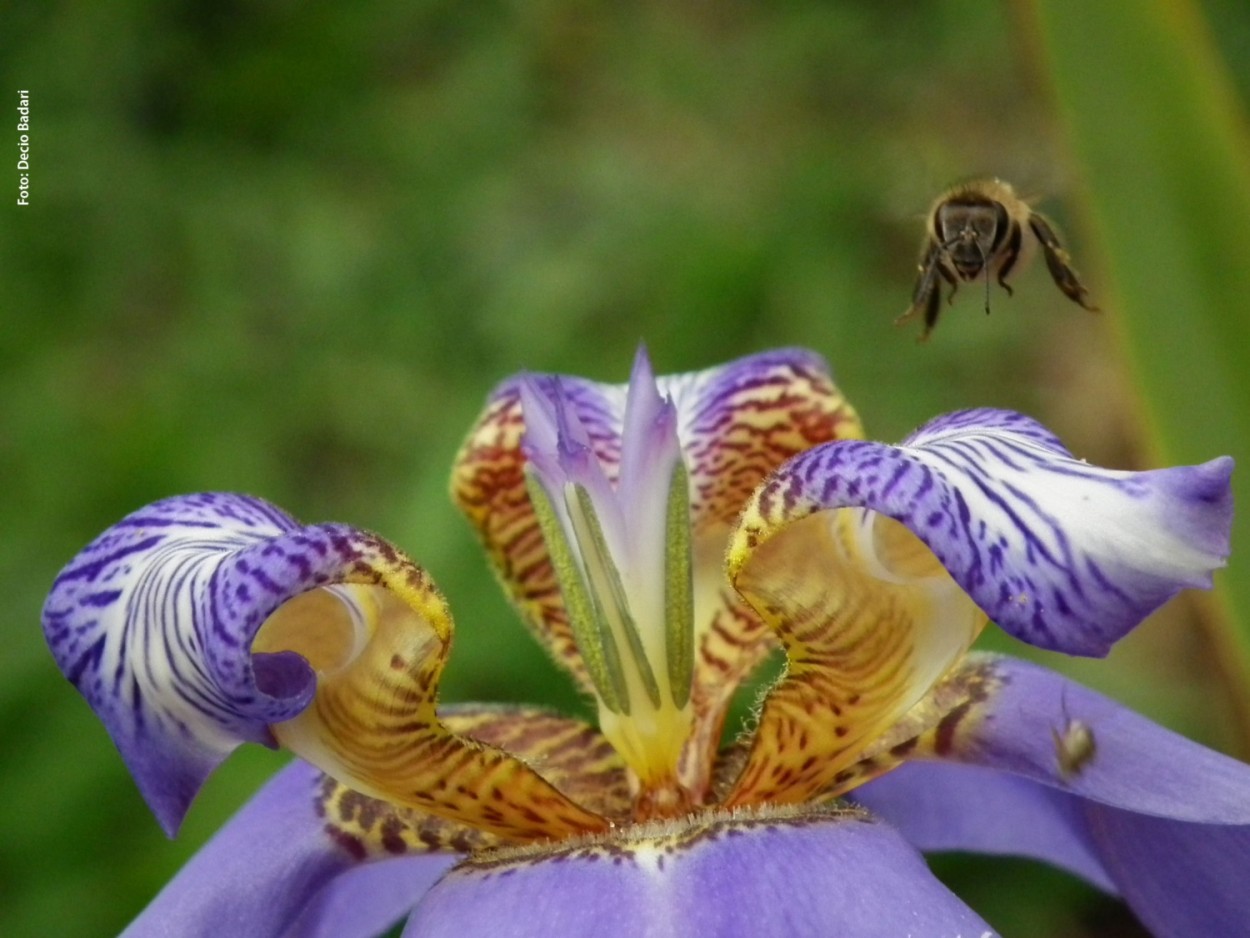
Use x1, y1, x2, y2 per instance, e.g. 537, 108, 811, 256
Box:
41, 493, 416, 834
739, 408, 1233, 656
854, 656, 1250, 933
121, 761, 455, 938
403, 806, 995, 938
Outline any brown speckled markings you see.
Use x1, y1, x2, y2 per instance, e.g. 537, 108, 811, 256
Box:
679, 588, 773, 798
317, 773, 496, 860
451, 355, 871, 816
442, 705, 632, 820
452, 802, 871, 878
681, 358, 862, 538
314, 704, 637, 858
312, 710, 635, 865
817, 654, 1005, 798
703, 655, 1004, 805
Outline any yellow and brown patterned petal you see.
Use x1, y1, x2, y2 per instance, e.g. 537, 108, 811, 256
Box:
723, 467, 987, 807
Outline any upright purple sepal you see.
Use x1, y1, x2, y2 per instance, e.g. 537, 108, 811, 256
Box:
42, 493, 387, 834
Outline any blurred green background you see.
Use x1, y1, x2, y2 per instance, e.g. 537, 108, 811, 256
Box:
5, 1, 1250, 935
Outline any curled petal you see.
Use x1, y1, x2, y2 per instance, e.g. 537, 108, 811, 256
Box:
673, 349, 863, 792
404, 805, 995, 938
121, 761, 456, 938
43, 493, 609, 841
736, 409, 1233, 657
255, 573, 611, 843
44, 494, 344, 833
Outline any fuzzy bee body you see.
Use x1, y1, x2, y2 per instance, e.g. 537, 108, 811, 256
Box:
897, 178, 1097, 341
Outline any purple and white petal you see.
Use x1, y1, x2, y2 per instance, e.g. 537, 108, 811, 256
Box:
740, 408, 1232, 656
41, 493, 426, 834
404, 807, 996, 938
122, 761, 455, 938
901, 409, 1232, 654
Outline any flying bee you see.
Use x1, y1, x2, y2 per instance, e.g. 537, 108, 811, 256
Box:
896, 178, 1098, 341
1052, 692, 1096, 781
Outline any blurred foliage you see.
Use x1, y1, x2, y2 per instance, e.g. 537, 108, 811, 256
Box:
1028, 0, 1250, 741
2, 1, 1247, 936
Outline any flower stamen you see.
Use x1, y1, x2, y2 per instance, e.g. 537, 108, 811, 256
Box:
519, 351, 698, 817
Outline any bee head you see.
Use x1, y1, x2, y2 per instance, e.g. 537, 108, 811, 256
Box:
935, 198, 1010, 280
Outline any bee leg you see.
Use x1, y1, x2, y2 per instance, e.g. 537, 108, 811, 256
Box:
939, 264, 958, 304
994, 221, 1023, 299
896, 242, 944, 338
1028, 214, 1099, 311
920, 272, 944, 341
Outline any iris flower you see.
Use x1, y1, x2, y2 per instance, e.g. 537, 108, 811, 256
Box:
44, 347, 1250, 937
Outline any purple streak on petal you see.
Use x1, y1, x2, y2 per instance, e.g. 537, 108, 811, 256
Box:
42, 493, 403, 834
854, 762, 1116, 893
519, 376, 624, 534
121, 761, 454, 938
405, 812, 995, 938
285, 853, 456, 938
1088, 806, 1250, 937
767, 408, 1232, 656
617, 345, 681, 514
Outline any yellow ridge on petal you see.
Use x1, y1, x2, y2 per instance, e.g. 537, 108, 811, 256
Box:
723, 508, 987, 808
316, 704, 631, 859
679, 359, 863, 797
445, 705, 631, 820
253, 542, 611, 843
